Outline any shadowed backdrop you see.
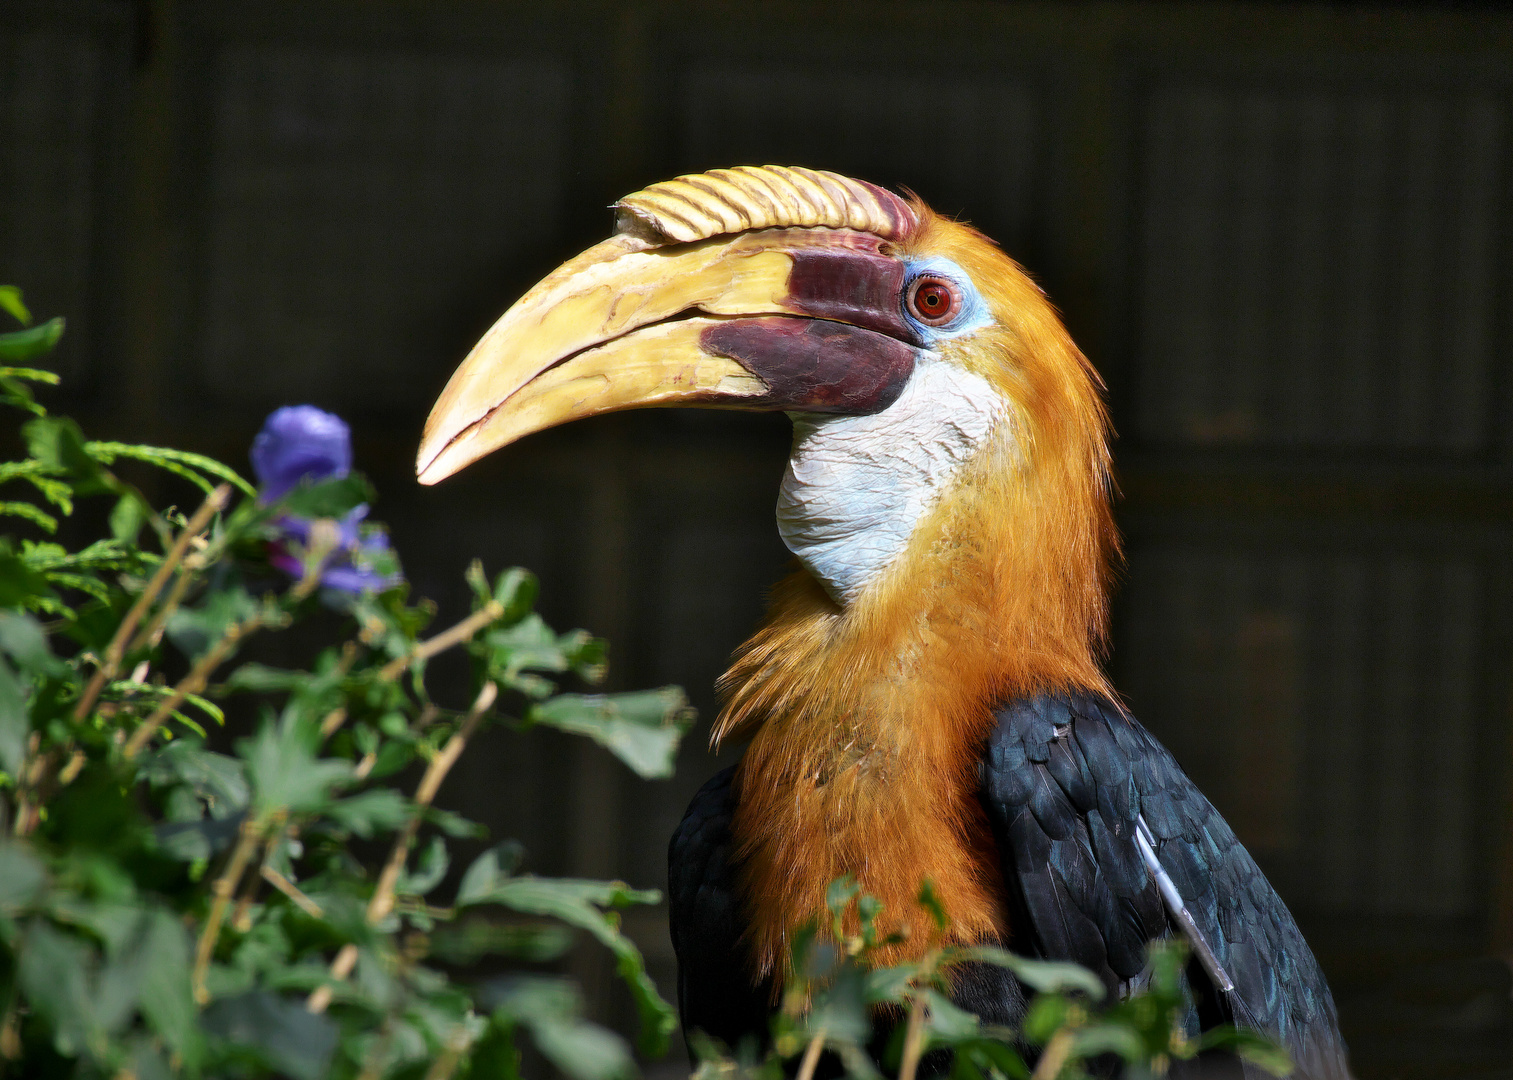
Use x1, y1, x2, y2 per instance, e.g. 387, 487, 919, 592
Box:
3, 1, 1512, 1075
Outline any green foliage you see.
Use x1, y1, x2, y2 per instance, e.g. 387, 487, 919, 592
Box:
0, 294, 695, 1079
693, 880, 1294, 1080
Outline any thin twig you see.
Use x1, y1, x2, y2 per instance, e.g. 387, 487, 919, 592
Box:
232, 824, 288, 932
367, 681, 497, 924
74, 484, 230, 722
897, 995, 929, 1080
126, 553, 202, 654
796, 1031, 827, 1080
193, 815, 264, 1005
261, 865, 324, 918
306, 681, 498, 1014
377, 600, 503, 682
422, 1024, 476, 1080
121, 610, 270, 760
306, 944, 358, 1014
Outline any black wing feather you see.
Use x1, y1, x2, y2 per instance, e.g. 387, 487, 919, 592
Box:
980, 692, 1351, 1079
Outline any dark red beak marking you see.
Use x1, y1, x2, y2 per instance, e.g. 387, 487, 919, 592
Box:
782, 246, 918, 345
700, 316, 918, 415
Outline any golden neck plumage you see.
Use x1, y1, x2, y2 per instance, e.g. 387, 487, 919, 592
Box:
713, 245, 1118, 981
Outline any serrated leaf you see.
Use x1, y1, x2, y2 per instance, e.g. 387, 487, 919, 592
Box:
529, 687, 694, 779
239, 721, 350, 814
22, 414, 107, 494
141, 740, 249, 814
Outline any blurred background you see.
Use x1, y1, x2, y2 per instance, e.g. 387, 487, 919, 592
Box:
3, 0, 1513, 1075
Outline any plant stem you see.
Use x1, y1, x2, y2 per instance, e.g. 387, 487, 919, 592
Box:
193, 814, 264, 1005
422, 1025, 474, 1080
121, 609, 269, 760
897, 995, 929, 1080
796, 1031, 827, 1080
367, 681, 497, 924
1031, 1030, 1074, 1080
377, 600, 504, 681
261, 864, 324, 918
307, 681, 497, 1014
74, 483, 230, 722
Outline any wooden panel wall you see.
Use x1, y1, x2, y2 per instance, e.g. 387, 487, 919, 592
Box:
2, 2, 1511, 1075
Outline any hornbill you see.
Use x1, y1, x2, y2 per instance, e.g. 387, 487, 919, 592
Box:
417, 166, 1351, 1078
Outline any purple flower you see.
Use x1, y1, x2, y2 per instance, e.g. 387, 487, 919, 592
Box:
251, 406, 402, 595
251, 405, 353, 503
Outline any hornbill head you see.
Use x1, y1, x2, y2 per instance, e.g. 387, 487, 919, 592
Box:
419, 166, 1113, 688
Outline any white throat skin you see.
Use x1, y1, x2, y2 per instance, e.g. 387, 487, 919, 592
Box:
776, 358, 1009, 606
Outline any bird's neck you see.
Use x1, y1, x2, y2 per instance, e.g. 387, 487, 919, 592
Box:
716, 404, 1116, 982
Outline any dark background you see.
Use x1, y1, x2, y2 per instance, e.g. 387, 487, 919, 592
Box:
3, 1, 1513, 1075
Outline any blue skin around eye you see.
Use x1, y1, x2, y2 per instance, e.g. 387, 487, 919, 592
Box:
902, 256, 993, 344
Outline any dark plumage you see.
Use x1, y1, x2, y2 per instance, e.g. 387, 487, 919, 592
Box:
670, 692, 1351, 1079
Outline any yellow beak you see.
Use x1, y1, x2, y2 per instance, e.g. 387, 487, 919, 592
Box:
417, 227, 920, 486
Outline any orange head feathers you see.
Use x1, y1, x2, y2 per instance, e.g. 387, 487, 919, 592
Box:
417, 166, 1119, 978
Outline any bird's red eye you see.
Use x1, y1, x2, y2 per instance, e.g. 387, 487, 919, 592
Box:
907, 277, 959, 326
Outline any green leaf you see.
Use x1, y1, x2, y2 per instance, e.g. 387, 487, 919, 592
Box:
239, 720, 351, 814
456, 842, 525, 905
109, 493, 148, 544
22, 415, 108, 494
0, 656, 28, 775
1069, 1022, 1145, 1061
1021, 994, 1070, 1045
396, 835, 449, 896
922, 989, 980, 1044
1198, 1027, 1294, 1076
807, 963, 871, 1046
221, 662, 309, 694
278, 472, 373, 519
166, 584, 258, 661
0, 841, 47, 910
462, 874, 672, 1054
957, 946, 1106, 1000
0, 608, 62, 674
0, 500, 57, 531
484, 976, 636, 1080
323, 787, 411, 838
133, 910, 201, 1065
17, 919, 98, 1057
202, 991, 338, 1080
918, 879, 948, 934
0, 317, 64, 361
529, 687, 694, 779
429, 919, 572, 965
88, 442, 256, 499
0, 285, 31, 325
0, 542, 58, 609
140, 740, 250, 815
